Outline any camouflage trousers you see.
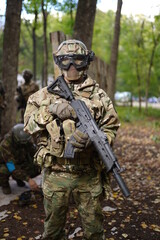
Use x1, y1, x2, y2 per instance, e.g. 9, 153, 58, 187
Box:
42, 168, 105, 240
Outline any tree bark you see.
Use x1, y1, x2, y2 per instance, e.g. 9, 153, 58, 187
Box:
50, 31, 66, 80
135, 61, 142, 112
32, 9, 38, 81
41, 0, 48, 87
107, 0, 122, 103
1, 0, 22, 137
73, 0, 97, 49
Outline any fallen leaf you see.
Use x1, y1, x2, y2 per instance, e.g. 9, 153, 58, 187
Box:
141, 222, 148, 229
31, 204, 37, 208
22, 222, 28, 226
122, 233, 128, 238
3, 233, 9, 237
149, 224, 160, 232
13, 215, 22, 221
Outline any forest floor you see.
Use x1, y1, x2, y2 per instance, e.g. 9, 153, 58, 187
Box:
0, 122, 160, 240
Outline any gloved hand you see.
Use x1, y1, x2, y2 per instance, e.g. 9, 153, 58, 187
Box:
49, 102, 77, 121
70, 129, 91, 153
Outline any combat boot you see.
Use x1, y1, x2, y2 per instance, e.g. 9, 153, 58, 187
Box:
16, 179, 25, 187
2, 183, 11, 194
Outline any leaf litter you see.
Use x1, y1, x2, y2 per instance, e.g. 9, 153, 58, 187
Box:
0, 123, 159, 240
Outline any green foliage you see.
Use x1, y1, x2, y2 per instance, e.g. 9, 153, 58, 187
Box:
19, 20, 34, 73
1, 0, 160, 99
116, 106, 160, 127
117, 15, 160, 98
54, 0, 77, 15
92, 10, 115, 63
18, 9, 74, 78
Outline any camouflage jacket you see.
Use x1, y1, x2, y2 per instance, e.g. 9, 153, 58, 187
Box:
24, 75, 120, 170
0, 131, 37, 181
16, 80, 39, 104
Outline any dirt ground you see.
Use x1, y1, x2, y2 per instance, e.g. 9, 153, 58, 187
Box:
0, 123, 160, 240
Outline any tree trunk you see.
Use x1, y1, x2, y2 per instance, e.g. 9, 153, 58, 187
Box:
135, 61, 142, 112
32, 9, 38, 81
107, 0, 122, 103
1, 0, 22, 137
73, 0, 97, 49
50, 31, 66, 80
145, 24, 160, 111
41, 0, 48, 87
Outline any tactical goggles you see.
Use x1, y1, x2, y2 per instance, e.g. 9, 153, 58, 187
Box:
54, 54, 90, 70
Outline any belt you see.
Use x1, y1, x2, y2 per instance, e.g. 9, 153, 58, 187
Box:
51, 163, 95, 174
56, 157, 91, 166
50, 156, 93, 174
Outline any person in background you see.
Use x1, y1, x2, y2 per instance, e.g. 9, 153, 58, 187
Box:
15, 69, 39, 122
0, 123, 40, 194
24, 39, 120, 240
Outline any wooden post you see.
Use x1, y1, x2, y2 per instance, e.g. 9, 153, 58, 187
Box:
50, 31, 66, 79
49, 31, 108, 93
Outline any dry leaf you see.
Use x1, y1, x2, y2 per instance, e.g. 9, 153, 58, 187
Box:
141, 222, 148, 229
122, 233, 128, 238
13, 215, 22, 221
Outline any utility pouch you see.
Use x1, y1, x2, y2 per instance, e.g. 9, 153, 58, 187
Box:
34, 146, 52, 168
46, 119, 64, 157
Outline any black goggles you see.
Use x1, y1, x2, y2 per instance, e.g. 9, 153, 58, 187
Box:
54, 54, 90, 70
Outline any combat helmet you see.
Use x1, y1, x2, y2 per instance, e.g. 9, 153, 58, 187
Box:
53, 39, 94, 81
54, 39, 94, 71
22, 69, 33, 83
12, 123, 31, 145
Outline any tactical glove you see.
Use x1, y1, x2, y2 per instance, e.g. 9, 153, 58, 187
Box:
70, 129, 91, 153
49, 102, 77, 121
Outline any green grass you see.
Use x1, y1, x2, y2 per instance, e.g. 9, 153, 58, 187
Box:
115, 105, 160, 129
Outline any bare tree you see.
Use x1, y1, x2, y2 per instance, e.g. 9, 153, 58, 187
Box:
145, 23, 160, 110
73, 0, 97, 49
1, 0, 22, 137
32, 8, 38, 81
41, 0, 48, 87
135, 20, 145, 112
107, 0, 123, 102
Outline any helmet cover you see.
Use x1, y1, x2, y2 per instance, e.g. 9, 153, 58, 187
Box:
54, 39, 94, 71
12, 123, 31, 144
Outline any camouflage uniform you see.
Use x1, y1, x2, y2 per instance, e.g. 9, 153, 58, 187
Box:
24, 75, 120, 239
19, 80, 39, 104
15, 70, 39, 122
0, 130, 39, 189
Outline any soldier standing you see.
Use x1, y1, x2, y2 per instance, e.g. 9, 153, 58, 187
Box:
24, 40, 120, 240
15, 69, 39, 122
0, 123, 40, 194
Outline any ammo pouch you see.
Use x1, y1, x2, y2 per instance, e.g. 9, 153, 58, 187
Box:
34, 145, 53, 168
46, 119, 65, 157
34, 119, 76, 168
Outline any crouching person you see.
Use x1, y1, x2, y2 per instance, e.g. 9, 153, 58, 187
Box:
0, 123, 40, 194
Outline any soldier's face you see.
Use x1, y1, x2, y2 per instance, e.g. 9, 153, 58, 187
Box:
63, 64, 83, 82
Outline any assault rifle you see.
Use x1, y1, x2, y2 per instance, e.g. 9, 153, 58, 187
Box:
47, 76, 130, 198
